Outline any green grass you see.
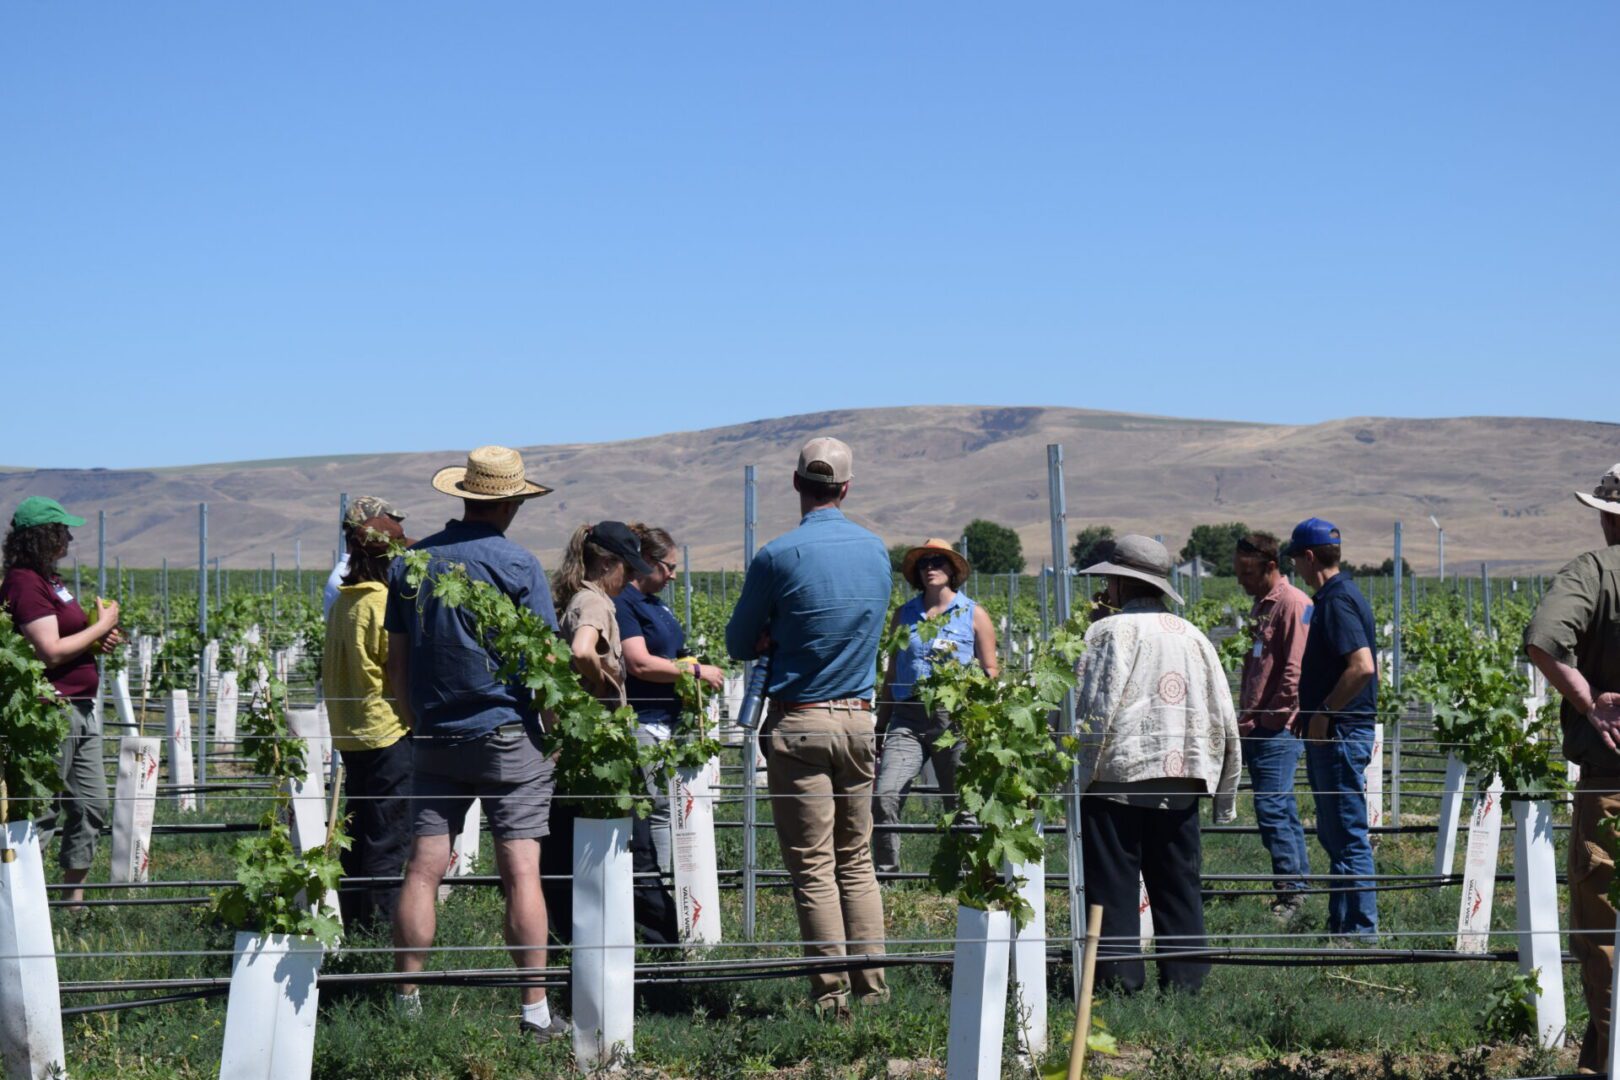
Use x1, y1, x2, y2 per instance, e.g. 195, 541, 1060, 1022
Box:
49, 717, 1586, 1078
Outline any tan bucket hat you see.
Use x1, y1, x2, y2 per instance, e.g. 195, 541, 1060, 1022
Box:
1575, 463, 1620, 514
1076, 533, 1184, 606
900, 538, 970, 590
431, 446, 553, 501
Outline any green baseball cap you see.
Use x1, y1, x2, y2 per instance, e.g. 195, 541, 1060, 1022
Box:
11, 497, 86, 530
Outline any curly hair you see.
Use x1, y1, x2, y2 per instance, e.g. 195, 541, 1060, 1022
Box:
1, 522, 69, 579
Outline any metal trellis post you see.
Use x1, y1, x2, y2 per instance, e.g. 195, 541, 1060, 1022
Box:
1047, 444, 1084, 1003
682, 544, 693, 633
1392, 523, 1403, 691
741, 464, 759, 941
1391, 523, 1403, 826
96, 513, 107, 724
197, 503, 209, 812
1039, 561, 1050, 637
1481, 562, 1492, 639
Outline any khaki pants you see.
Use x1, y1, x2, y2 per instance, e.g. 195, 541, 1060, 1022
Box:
36, 701, 108, 871
1571, 776, 1620, 1073
765, 703, 888, 1008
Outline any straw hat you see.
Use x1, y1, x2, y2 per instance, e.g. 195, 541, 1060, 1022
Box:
431, 446, 553, 501
900, 538, 971, 590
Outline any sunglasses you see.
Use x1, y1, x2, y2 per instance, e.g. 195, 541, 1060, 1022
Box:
656, 558, 678, 574
916, 555, 952, 571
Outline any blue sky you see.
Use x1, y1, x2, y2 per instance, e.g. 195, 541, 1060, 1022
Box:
3, 3, 1615, 469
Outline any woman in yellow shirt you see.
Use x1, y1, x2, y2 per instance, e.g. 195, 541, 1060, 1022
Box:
322, 514, 412, 930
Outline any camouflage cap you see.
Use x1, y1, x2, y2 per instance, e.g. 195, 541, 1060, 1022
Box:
343, 495, 406, 529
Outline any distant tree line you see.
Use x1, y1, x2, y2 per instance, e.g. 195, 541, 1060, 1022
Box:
887, 519, 1027, 576
885, 517, 1416, 582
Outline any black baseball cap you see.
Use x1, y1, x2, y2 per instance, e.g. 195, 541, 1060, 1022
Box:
589, 521, 653, 576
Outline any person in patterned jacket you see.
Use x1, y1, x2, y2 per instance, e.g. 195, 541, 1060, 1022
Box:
1073, 534, 1240, 994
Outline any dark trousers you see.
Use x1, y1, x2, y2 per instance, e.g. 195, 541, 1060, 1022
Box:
540, 802, 577, 944
337, 739, 413, 930
1080, 797, 1210, 994
539, 800, 680, 947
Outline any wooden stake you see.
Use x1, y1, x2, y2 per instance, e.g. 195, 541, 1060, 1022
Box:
1066, 903, 1103, 1080
0, 777, 12, 863
325, 763, 345, 853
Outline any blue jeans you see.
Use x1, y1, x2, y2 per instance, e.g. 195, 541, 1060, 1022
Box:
1241, 727, 1310, 896
1304, 722, 1378, 937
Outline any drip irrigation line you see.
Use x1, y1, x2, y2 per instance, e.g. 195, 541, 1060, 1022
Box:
46, 865, 1521, 895
49, 896, 213, 909
61, 988, 228, 1017
37, 927, 1598, 965
53, 944, 1579, 1017
86, 816, 1470, 839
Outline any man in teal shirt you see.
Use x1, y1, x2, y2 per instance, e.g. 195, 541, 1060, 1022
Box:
726, 436, 892, 1015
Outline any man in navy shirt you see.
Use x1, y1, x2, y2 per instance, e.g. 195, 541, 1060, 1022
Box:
727, 436, 892, 1015
1287, 517, 1379, 940
383, 446, 567, 1042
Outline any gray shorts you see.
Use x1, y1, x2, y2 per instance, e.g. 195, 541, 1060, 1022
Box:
412, 723, 556, 840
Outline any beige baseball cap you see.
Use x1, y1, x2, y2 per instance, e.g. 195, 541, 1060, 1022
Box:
796, 437, 853, 485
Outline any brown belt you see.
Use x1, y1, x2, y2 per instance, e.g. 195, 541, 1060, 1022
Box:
780, 698, 872, 712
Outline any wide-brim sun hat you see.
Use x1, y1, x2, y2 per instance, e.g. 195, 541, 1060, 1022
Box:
431, 446, 552, 501
1575, 463, 1620, 514
1077, 533, 1185, 606
900, 538, 970, 590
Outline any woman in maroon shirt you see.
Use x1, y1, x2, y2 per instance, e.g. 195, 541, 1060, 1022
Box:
1, 497, 122, 905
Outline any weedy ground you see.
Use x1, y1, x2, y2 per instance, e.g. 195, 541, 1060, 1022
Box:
53, 727, 1583, 1079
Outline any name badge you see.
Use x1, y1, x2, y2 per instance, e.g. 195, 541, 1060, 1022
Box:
1251, 640, 1263, 659
54, 585, 75, 604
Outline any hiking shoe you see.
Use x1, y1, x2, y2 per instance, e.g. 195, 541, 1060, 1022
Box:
814, 998, 853, 1023
1269, 895, 1304, 920
520, 1013, 571, 1045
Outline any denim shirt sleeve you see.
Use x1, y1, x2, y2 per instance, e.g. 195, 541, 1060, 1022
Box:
726, 546, 775, 662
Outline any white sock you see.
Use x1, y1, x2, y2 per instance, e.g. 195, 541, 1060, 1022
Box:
394, 990, 422, 1018
521, 998, 551, 1028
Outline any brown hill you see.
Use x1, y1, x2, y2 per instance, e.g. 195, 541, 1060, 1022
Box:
2, 407, 1614, 574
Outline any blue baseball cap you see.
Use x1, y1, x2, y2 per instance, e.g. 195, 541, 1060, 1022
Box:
1285, 517, 1342, 557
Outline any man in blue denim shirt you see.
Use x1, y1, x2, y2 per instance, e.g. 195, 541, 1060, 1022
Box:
1288, 517, 1380, 941
383, 446, 568, 1043
726, 437, 892, 1014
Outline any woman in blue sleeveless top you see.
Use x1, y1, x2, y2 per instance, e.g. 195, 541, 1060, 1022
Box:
873, 538, 1000, 876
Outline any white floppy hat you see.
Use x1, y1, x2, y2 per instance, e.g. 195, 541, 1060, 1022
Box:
1575, 463, 1620, 515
